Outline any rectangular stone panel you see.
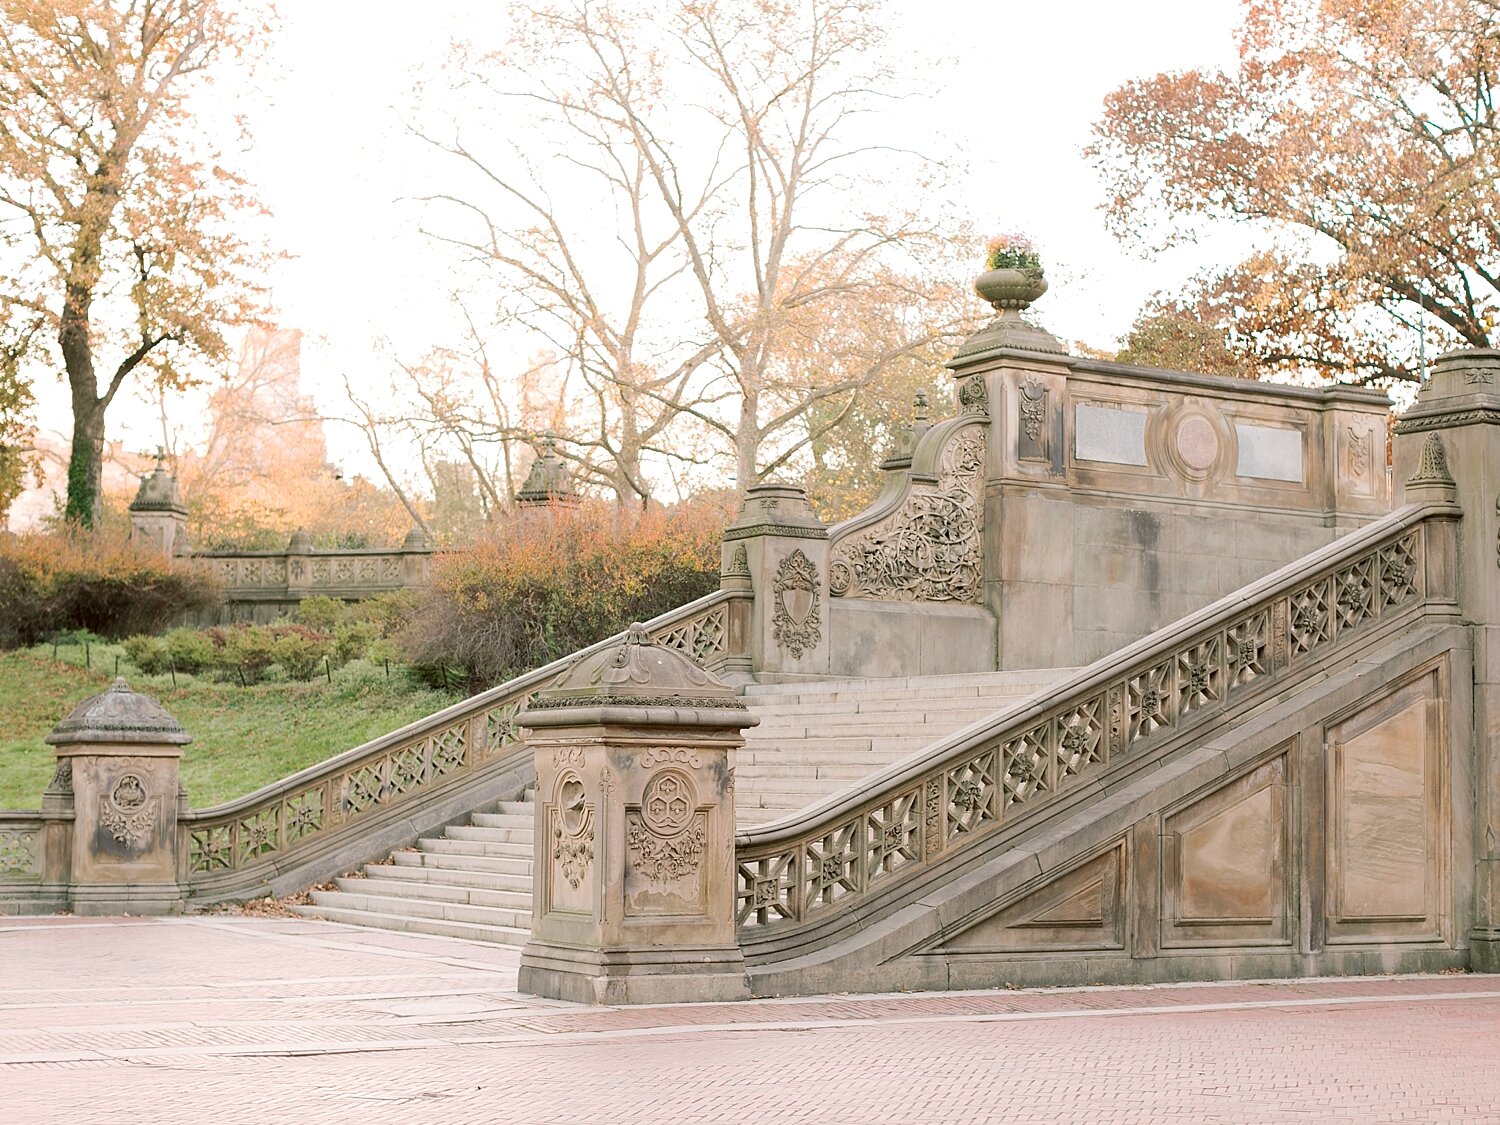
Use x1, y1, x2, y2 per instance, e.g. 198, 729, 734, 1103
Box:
1235, 422, 1304, 483
1161, 752, 1292, 948
1074, 403, 1149, 466
1325, 670, 1447, 944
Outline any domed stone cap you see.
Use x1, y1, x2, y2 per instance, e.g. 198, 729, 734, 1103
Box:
128, 456, 187, 514
516, 437, 581, 508
529, 624, 746, 712
286, 527, 313, 553
402, 526, 433, 551
45, 678, 192, 746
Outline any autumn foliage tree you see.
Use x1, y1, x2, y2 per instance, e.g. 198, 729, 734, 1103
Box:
0, 1, 273, 527
1090, 0, 1500, 385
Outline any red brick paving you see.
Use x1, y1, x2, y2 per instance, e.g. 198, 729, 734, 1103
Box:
3, 915, 1498, 1123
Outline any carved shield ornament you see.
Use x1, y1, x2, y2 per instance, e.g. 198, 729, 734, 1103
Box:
772, 549, 822, 658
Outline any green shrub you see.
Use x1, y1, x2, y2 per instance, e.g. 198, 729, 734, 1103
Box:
271, 630, 332, 681
0, 530, 220, 649
162, 627, 216, 674
217, 625, 279, 683
333, 620, 379, 665
296, 595, 346, 633
122, 634, 170, 675
400, 499, 729, 687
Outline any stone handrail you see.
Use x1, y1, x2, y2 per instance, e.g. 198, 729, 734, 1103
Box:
733, 501, 1456, 935
179, 588, 742, 897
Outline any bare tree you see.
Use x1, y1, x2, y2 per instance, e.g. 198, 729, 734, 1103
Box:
412, 0, 974, 495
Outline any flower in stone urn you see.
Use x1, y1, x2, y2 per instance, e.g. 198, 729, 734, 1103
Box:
976, 232, 1047, 311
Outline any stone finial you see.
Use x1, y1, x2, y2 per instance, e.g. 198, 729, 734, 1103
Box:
881, 391, 935, 470
402, 526, 433, 551
723, 543, 750, 578
128, 454, 187, 515
286, 527, 313, 553
516, 436, 582, 508
529, 626, 746, 713
1407, 432, 1455, 487
45, 679, 192, 747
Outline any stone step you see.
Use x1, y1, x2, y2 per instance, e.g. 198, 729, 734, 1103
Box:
742, 669, 1072, 705
444, 825, 532, 847
739, 736, 876, 754
492, 800, 533, 816
308, 888, 531, 930
744, 699, 1028, 722
363, 863, 532, 893
736, 761, 896, 780
417, 836, 535, 861
747, 726, 972, 744
335, 876, 532, 911
389, 849, 533, 877
289, 904, 530, 947
469, 811, 534, 829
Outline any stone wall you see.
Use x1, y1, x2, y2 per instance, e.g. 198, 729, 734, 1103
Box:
950, 350, 1390, 671
190, 532, 434, 624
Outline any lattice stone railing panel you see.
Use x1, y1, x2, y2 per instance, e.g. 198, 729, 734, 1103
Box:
182, 590, 741, 888
0, 823, 43, 879
735, 514, 1440, 935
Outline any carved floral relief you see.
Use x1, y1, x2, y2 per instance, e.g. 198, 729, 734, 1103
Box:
829, 424, 986, 603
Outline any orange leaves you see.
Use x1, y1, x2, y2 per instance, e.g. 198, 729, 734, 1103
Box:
1093, 0, 1500, 384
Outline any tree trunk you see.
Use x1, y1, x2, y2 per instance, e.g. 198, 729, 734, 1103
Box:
61, 288, 103, 528
64, 398, 106, 528
734, 390, 760, 492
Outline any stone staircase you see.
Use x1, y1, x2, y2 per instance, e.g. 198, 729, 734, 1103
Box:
734, 670, 1071, 824
294, 669, 1071, 944
294, 793, 535, 944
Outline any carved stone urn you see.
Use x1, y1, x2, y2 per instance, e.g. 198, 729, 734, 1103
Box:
517, 624, 758, 1004
974, 266, 1048, 311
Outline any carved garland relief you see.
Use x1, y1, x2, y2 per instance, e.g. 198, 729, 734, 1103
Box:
101, 772, 154, 848
551, 771, 595, 890
829, 424, 986, 603
772, 549, 822, 658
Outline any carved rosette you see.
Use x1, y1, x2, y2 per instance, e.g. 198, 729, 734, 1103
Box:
772, 549, 822, 658
829, 424, 986, 603
627, 770, 706, 884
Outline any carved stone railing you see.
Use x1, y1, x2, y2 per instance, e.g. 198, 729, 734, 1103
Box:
179, 588, 744, 900
0, 814, 44, 884
828, 404, 989, 605
733, 502, 1457, 939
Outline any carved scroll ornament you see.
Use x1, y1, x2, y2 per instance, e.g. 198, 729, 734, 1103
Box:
829, 424, 985, 603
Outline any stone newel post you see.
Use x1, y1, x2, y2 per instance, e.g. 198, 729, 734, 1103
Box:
518, 625, 758, 1004
44, 679, 191, 915
1393, 347, 1500, 970
722, 483, 830, 678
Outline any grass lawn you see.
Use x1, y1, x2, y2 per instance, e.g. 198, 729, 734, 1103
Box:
0, 643, 461, 811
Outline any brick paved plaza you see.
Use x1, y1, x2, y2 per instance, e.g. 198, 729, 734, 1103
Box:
3, 914, 1499, 1124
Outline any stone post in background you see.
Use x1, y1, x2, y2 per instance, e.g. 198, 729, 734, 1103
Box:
722, 483, 830, 679
400, 526, 434, 589
518, 625, 757, 1004
44, 679, 191, 916
127, 455, 191, 557
1393, 347, 1500, 970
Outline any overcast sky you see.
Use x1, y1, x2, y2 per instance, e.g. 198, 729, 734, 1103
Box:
37, 0, 1256, 484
